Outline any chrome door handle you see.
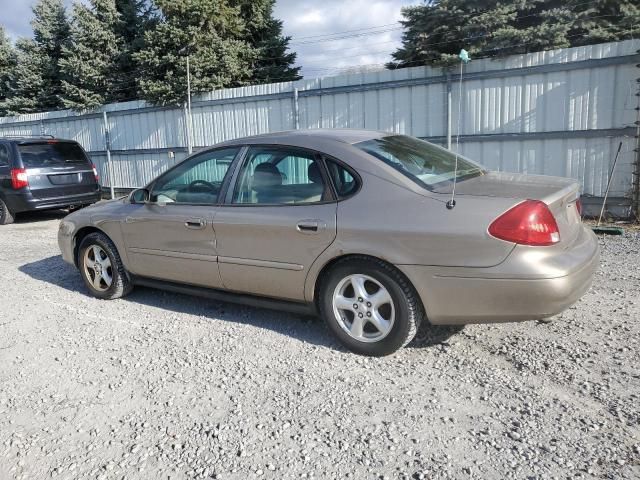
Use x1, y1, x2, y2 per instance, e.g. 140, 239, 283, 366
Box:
185, 218, 206, 230
296, 220, 325, 234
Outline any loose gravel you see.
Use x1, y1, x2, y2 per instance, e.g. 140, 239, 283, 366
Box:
0, 211, 639, 480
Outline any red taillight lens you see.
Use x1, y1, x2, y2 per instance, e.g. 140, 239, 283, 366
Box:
10, 168, 29, 189
91, 163, 99, 182
575, 198, 582, 216
488, 200, 560, 246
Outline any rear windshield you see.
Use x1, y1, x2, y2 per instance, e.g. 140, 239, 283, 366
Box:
355, 135, 484, 189
19, 142, 89, 168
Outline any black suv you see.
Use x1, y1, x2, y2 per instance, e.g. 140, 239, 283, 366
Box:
0, 136, 101, 225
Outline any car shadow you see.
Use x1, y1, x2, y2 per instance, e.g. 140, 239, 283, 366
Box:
15, 209, 69, 224
19, 255, 463, 353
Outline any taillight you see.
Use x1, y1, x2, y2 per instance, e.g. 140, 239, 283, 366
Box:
575, 198, 582, 216
488, 200, 560, 246
91, 164, 99, 182
10, 168, 29, 189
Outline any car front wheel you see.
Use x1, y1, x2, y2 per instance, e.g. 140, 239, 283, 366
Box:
319, 257, 424, 356
0, 198, 15, 225
78, 232, 132, 300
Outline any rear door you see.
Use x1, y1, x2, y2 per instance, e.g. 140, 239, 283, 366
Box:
214, 145, 338, 301
17, 141, 98, 200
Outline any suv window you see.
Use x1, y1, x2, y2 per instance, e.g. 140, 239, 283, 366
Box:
151, 147, 239, 205
0, 144, 9, 167
18, 142, 89, 168
325, 158, 359, 199
233, 146, 329, 205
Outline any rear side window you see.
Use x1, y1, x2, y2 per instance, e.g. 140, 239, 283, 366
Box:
19, 142, 89, 168
325, 159, 359, 199
0, 144, 9, 167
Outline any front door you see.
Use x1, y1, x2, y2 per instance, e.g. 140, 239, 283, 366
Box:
214, 145, 337, 301
121, 147, 239, 288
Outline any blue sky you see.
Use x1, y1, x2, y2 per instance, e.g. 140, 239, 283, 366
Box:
0, 0, 419, 77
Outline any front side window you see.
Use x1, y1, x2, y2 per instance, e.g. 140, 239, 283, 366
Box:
233, 146, 329, 205
18, 142, 89, 168
355, 135, 484, 189
151, 147, 239, 205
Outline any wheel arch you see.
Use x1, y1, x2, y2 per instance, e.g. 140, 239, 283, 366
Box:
73, 226, 109, 267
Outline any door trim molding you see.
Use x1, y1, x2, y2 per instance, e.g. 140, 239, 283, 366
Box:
129, 247, 218, 262
218, 256, 304, 271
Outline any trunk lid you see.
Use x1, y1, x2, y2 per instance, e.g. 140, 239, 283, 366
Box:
18, 141, 98, 199
432, 171, 583, 247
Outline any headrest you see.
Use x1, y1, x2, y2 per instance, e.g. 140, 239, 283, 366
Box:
252, 162, 282, 190
308, 162, 322, 184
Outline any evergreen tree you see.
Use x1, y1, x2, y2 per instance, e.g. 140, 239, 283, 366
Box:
60, 0, 122, 110
236, 0, 301, 83
135, 0, 256, 105
389, 0, 640, 68
2, 0, 69, 114
0, 27, 16, 116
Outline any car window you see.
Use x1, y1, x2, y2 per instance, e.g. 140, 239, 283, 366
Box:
233, 146, 329, 205
0, 144, 9, 167
18, 142, 89, 168
325, 159, 359, 199
151, 147, 239, 205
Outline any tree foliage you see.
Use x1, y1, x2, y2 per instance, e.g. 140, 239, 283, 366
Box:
389, 0, 640, 68
0, 27, 16, 116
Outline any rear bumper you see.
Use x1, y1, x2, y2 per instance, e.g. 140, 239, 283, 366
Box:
5, 189, 101, 213
398, 225, 600, 325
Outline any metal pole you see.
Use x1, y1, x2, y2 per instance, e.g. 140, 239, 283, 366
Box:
597, 142, 623, 226
102, 111, 115, 200
293, 88, 300, 130
186, 54, 193, 155
446, 71, 452, 150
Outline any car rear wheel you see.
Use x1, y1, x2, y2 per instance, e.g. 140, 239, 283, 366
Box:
0, 198, 15, 225
78, 232, 132, 300
319, 257, 424, 356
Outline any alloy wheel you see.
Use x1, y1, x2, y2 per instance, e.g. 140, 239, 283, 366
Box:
83, 245, 113, 292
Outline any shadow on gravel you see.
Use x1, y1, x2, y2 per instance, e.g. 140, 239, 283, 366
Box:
406, 323, 465, 349
14, 209, 69, 224
19, 255, 338, 350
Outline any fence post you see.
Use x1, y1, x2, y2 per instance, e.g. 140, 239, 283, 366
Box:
633, 49, 640, 221
446, 71, 452, 150
293, 88, 300, 130
102, 111, 115, 200
39, 120, 45, 137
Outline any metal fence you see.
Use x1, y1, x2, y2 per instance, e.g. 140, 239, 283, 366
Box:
1, 39, 639, 217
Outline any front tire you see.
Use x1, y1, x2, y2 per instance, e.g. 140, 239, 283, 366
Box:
0, 198, 15, 225
78, 232, 132, 300
319, 257, 424, 356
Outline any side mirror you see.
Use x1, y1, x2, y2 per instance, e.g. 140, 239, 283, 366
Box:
129, 188, 150, 204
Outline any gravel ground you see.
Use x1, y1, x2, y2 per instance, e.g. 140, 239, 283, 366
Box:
0, 211, 639, 480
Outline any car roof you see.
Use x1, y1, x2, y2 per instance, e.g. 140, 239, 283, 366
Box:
221, 129, 390, 147
0, 137, 78, 145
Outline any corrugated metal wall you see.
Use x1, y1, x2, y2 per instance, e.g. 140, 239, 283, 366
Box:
1, 40, 638, 205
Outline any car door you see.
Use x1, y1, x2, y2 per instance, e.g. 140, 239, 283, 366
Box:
0, 143, 10, 192
213, 145, 338, 301
120, 147, 240, 288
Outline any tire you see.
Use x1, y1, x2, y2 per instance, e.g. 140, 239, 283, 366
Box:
78, 232, 133, 300
0, 198, 15, 225
319, 257, 424, 356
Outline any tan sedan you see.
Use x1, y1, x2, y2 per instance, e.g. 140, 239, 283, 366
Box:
58, 130, 599, 356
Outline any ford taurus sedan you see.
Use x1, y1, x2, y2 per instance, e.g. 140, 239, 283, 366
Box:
58, 129, 599, 356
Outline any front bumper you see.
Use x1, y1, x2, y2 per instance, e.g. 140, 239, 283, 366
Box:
398, 225, 600, 325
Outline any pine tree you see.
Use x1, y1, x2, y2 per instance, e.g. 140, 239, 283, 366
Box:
0, 27, 16, 116
135, 0, 256, 105
236, 0, 301, 83
2, 0, 70, 114
389, 0, 640, 68
60, 0, 122, 111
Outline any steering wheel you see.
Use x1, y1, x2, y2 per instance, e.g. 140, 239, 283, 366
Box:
188, 180, 217, 192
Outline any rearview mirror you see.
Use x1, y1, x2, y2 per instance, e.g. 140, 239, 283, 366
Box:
129, 188, 150, 204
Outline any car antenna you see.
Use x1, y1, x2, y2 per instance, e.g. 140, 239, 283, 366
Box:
446, 49, 471, 210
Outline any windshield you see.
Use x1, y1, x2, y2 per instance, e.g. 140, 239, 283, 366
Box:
355, 135, 484, 188
19, 142, 89, 168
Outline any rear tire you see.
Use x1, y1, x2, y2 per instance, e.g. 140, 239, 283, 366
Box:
78, 232, 132, 300
319, 257, 424, 356
0, 198, 15, 225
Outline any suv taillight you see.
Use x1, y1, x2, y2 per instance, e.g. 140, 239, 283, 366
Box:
488, 200, 560, 246
10, 168, 29, 189
91, 163, 99, 182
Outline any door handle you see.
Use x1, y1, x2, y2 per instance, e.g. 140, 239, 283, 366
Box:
296, 220, 325, 234
185, 218, 206, 230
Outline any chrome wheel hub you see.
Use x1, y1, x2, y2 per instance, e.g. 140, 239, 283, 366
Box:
332, 274, 395, 343
83, 245, 113, 292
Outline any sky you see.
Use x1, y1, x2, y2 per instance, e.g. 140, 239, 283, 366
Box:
0, 0, 420, 77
